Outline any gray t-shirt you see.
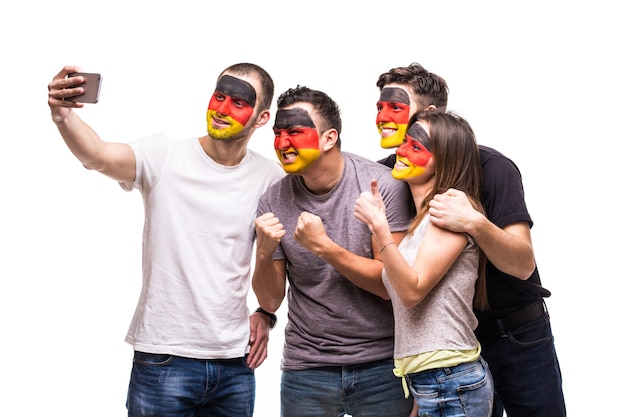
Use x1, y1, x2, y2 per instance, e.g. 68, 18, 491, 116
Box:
257, 152, 413, 370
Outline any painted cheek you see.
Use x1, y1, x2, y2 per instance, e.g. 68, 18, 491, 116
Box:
376, 104, 394, 125
401, 166, 427, 179
392, 142, 431, 179
392, 105, 410, 124
378, 124, 407, 149
376, 103, 410, 125
208, 93, 226, 114
406, 148, 432, 167
289, 129, 319, 151
208, 94, 253, 126
229, 105, 253, 126
392, 159, 427, 180
282, 148, 321, 174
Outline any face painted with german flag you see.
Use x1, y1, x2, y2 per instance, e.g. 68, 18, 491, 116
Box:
273, 107, 321, 174
376, 87, 411, 149
206, 75, 257, 140
392, 121, 433, 180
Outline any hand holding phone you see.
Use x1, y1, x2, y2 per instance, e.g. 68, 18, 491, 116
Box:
66, 72, 102, 103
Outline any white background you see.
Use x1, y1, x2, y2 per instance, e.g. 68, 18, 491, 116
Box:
1, 1, 623, 416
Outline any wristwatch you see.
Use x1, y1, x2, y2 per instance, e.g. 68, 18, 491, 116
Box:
255, 307, 277, 329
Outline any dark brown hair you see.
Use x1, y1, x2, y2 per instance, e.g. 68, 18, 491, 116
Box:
220, 63, 275, 112
377, 62, 449, 111
407, 111, 488, 310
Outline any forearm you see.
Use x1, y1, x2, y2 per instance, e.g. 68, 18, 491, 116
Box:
379, 245, 420, 306
383, 226, 467, 308
55, 112, 136, 182
55, 111, 107, 170
468, 215, 536, 279
315, 238, 391, 299
251, 256, 286, 312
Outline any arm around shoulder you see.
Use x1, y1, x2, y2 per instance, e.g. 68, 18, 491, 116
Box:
429, 189, 536, 280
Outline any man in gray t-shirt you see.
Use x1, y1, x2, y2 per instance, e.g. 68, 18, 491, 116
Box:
252, 86, 413, 417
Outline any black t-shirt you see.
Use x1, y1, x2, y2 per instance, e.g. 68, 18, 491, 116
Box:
378, 145, 551, 323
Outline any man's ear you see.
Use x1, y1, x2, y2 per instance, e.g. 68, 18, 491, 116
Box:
321, 128, 339, 151
254, 109, 271, 128
424, 104, 438, 112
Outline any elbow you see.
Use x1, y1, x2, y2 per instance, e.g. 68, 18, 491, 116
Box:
509, 255, 536, 280
81, 158, 106, 172
392, 274, 424, 307
515, 262, 537, 281
79, 157, 96, 170
399, 293, 424, 309
371, 285, 391, 300
490, 251, 536, 281
82, 162, 98, 171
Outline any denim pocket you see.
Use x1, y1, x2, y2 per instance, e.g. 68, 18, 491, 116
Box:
456, 359, 494, 416
133, 351, 174, 366
456, 362, 490, 393
239, 355, 255, 371
507, 316, 551, 347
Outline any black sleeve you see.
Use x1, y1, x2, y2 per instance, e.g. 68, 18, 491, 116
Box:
377, 153, 396, 169
480, 146, 533, 229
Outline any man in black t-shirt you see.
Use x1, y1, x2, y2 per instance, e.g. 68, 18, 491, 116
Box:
375, 63, 566, 417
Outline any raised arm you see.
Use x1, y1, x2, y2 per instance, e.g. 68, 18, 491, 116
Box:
293, 210, 397, 299
48, 66, 136, 183
382, 222, 467, 308
429, 189, 536, 280
355, 180, 466, 307
251, 212, 288, 313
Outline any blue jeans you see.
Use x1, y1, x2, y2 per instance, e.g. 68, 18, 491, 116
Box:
480, 314, 566, 417
126, 351, 255, 417
281, 359, 413, 417
407, 357, 493, 417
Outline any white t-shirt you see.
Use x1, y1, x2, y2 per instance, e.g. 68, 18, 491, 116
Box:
120, 133, 284, 359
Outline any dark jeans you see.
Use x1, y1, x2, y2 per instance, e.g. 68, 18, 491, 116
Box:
480, 314, 566, 417
126, 351, 255, 417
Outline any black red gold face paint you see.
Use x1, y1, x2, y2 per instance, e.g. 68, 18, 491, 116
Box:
273, 108, 321, 174
376, 87, 411, 149
206, 75, 257, 140
392, 121, 433, 180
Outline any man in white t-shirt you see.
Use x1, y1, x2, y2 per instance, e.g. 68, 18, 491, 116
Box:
48, 63, 284, 417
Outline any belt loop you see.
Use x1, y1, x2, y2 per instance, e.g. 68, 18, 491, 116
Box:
496, 319, 507, 338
